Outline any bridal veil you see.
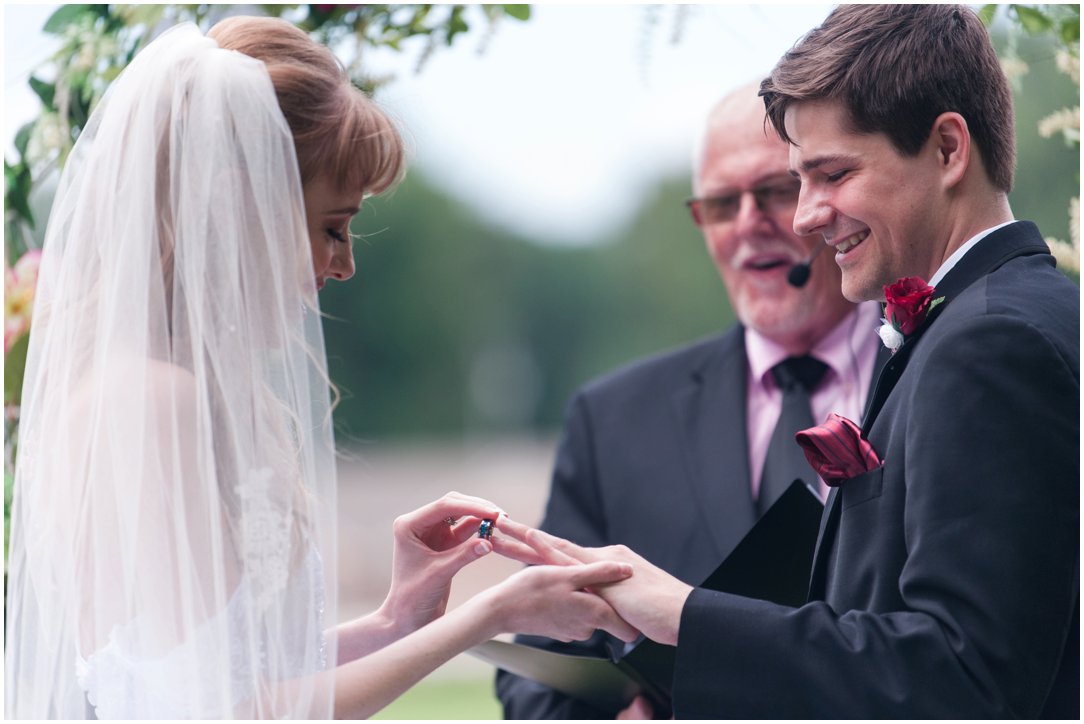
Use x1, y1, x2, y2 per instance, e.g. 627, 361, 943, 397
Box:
5, 24, 339, 718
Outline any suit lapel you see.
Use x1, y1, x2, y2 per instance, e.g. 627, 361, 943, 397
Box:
807, 342, 889, 600
862, 221, 1049, 432
807, 487, 841, 599
671, 329, 756, 561
809, 221, 1051, 600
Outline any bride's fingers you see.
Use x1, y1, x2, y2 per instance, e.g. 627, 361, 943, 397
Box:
448, 516, 485, 544
400, 511, 484, 543
561, 563, 639, 642
578, 592, 640, 643
565, 560, 633, 589
432, 533, 494, 578
403, 492, 505, 533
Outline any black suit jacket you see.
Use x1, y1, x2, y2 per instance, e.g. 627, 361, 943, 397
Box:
674, 221, 1079, 718
497, 320, 888, 718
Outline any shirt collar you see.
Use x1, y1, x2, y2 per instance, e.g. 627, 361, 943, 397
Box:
746, 301, 882, 390
928, 220, 1016, 288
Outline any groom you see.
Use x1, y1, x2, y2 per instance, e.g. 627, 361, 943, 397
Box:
534, 5, 1079, 717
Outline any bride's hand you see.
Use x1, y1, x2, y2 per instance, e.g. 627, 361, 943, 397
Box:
378, 492, 534, 635
496, 519, 692, 646
465, 561, 641, 643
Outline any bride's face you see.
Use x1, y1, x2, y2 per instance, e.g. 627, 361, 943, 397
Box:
302, 174, 363, 291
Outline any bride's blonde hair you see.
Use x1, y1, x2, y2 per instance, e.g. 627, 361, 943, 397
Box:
209, 16, 405, 196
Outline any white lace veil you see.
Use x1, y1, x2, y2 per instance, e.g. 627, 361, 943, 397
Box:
5, 23, 338, 718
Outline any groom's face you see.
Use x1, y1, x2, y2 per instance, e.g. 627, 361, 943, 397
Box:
785, 100, 946, 302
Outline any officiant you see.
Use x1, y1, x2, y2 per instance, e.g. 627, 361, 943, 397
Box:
497, 82, 888, 719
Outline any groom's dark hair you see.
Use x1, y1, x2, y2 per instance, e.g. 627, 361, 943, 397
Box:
759, 4, 1015, 193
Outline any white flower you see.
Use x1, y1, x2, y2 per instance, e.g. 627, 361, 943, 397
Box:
1045, 197, 1081, 275
71, 43, 96, 73
1057, 50, 1080, 85
1071, 197, 1080, 250
1047, 237, 1079, 273
1000, 55, 1030, 84
25, 113, 64, 165
878, 321, 904, 352
1037, 106, 1080, 143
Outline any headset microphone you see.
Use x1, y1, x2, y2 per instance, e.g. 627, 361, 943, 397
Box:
786, 244, 827, 288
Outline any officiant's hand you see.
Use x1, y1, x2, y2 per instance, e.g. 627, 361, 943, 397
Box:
500, 519, 693, 646
377, 492, 540, 636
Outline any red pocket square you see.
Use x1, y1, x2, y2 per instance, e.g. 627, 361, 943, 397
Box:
795, 413, 884, 487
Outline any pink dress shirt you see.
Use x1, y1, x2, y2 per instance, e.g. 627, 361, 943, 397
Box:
745, 301, 882, 502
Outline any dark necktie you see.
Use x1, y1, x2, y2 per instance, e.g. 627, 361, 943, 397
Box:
757, 355, 829, 515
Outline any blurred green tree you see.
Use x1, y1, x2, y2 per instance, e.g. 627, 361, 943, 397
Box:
321, 170, 732, 441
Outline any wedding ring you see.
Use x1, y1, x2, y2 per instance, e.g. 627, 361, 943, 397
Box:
477, 518, 495, 539
443, 516, 458, 526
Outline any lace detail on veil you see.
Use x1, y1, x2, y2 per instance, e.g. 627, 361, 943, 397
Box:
236, 467, 293, 611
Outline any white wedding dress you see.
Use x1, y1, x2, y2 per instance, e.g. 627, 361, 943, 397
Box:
5, 24, 340, 719
76, 542, 328, 719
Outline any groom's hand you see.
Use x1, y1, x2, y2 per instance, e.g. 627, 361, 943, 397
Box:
501, 520, 693, 647
616, 695, 654, 720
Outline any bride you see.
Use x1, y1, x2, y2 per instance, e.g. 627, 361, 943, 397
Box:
4, 17, 636, 719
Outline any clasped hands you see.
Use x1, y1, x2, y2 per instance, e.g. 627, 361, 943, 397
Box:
380, 492, 693, 648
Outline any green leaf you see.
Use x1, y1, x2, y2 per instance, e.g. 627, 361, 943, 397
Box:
13, 122, 34, 157
42, 4, 94, 34
5, 166, 35, 228
27, 77, 55, 108
1013, 4, 1054, 34
502, 4, 531, 21
1059, 18, 1080, 44
445, 6, 469, 43
5, 467, 14, 573
69, 85, 92, 131
4, 333, 30, 407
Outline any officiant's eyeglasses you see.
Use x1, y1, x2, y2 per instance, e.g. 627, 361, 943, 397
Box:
686, 178, 801, 227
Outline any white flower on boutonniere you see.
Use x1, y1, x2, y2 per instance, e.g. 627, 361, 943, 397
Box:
878, 321, 905, 351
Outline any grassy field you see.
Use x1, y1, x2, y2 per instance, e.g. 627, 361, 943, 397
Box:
373, 676, 503, 720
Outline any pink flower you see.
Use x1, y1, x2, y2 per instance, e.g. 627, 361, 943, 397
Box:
5, 249, 43, 354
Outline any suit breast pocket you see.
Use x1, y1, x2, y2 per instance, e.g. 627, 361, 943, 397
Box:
840, 467, 884, 510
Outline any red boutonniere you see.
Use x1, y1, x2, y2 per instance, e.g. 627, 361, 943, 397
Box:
795, 413, 884, 487
878, 276, 945, 352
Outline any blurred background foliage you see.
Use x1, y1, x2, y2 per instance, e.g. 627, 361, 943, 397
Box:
323, 171, 727, 442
